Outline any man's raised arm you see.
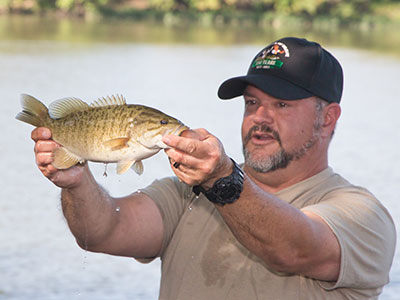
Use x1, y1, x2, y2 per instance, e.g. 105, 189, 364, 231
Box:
31, 127, 164, 259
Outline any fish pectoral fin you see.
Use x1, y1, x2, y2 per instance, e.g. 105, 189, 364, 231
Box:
103, 137, 130, 151
132, 161, 144, 175
52, 147, 84, 169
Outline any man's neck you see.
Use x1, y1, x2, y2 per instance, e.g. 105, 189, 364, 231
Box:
244, 155, 328, 194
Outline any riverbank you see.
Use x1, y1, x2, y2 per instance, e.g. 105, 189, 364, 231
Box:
2, 12, 400, 59
2, 0, 400, 32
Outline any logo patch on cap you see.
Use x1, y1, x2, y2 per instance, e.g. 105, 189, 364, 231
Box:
251, 42, 290, 70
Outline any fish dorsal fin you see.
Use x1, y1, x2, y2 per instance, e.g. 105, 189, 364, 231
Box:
90, 95, 126, 108
49, 97, 89, 119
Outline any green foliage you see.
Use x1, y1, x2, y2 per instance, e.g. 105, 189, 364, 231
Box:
56, 0, 75, 11
193, 0, 220, 11
2, 0, 400, 23
149, 0, 175, 11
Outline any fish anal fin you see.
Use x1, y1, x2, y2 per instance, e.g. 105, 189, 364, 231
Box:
49, 97, 89, 119
116, 160, 143, 175
90, 95, 126, 108
103, 137, 130, 151
52, 147, 84, 169
117, 160, 134, 175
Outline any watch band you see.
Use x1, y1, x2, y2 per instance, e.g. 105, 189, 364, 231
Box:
193, 158, 244, 206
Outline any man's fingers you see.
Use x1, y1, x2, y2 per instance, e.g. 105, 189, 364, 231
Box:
31, 127, 52, 142
34, 140, 60, 153
169, 164, 203, 186
163, 135, 207, 157
165, 147, 202, 168
36, 152, 54, 166
179, 129, 207, 140
164, 129, 209, 152
38, 162, 59, 177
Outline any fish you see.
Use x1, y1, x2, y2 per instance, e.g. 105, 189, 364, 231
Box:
16, 94, 189, 175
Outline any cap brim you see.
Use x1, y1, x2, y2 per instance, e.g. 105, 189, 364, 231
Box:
218, 74, 314, 100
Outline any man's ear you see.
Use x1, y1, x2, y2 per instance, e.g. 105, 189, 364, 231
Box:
322, 103, 341, 138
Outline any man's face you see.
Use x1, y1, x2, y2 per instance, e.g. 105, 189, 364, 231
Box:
241, 85, 325, 173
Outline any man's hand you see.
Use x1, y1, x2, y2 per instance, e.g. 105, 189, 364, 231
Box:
163, 129, 232, 189
31, 127, 86, 189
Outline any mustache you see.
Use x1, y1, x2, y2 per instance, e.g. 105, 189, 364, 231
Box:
243, 124, 282, 146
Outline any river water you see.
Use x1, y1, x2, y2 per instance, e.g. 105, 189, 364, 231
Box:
1, 15, 399, 299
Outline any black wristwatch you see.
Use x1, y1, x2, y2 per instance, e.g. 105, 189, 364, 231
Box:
193, 158, 244, 206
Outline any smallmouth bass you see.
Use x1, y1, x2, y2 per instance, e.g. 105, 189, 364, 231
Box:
16, 94, 188, 175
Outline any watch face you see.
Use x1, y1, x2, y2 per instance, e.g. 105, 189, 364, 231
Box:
222, 186, 234, 199
194, 158, 244, 205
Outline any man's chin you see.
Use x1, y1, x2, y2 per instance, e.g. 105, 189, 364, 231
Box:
244, 143, 278, 157
243, 147, 293, 174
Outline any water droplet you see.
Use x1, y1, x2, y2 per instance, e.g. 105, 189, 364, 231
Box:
188, 206, 192, 211
195, 195, 199, 199
103, 163, 108, 177
115, 207, 120, 212
137, 190, 142, 194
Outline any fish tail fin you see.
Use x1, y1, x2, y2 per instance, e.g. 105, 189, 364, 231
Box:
16, 94, 49, 127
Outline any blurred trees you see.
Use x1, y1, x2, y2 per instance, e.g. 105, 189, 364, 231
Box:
1, 0, 399, 22
147, 0, 396, 18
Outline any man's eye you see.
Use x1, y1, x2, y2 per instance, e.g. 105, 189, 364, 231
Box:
277, 102, 288, 108
245, 100, 257, 106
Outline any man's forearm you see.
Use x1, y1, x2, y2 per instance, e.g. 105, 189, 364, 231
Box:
216, 177, 306, 266
60, 166, 117, 250
215, 175, 340, 280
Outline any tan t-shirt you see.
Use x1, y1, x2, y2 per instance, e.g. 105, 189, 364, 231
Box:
141, 168, 396, 300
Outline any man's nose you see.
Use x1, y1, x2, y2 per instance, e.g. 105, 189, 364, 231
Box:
253, 105, 274, 124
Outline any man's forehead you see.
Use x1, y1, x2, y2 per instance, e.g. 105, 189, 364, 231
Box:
243, 86, 320, 105
243, 85, 267, 97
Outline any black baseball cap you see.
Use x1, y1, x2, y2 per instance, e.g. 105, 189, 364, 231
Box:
218, 37, 343, 103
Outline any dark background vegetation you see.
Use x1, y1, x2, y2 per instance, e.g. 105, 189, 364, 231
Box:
2, 0, 400, 28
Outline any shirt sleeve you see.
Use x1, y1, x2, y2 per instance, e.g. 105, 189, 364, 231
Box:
301, 186, 396, 290
140, 177, 192, 258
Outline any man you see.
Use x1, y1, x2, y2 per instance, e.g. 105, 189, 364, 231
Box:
32, 37, 395, 299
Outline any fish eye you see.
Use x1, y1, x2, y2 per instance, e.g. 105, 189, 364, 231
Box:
160, 119, 169, 125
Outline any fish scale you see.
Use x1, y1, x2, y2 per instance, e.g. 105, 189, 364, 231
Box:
16, 94, 188, 175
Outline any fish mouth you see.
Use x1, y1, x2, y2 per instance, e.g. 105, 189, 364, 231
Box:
175, 124, 190, 136
156, 124, 189, 149
159, 124, 189, 138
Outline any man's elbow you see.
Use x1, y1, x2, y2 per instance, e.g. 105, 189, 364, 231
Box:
261, 248, 340, 281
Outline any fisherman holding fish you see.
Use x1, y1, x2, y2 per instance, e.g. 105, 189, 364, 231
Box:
24, 37, 395, 299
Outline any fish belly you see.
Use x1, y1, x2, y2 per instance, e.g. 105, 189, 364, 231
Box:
84, 142, 161, 164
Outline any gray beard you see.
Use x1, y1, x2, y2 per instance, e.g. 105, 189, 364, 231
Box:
243, 122, 322, 174
243, 147, 293, 173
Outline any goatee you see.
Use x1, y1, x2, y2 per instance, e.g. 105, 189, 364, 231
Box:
242, 122, 321, 173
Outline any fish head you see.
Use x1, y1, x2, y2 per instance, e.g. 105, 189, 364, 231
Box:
133, 106, 189, 149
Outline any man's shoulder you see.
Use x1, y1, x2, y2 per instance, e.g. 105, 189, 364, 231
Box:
277, 168, 377, 208
142, 176, 191, 195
